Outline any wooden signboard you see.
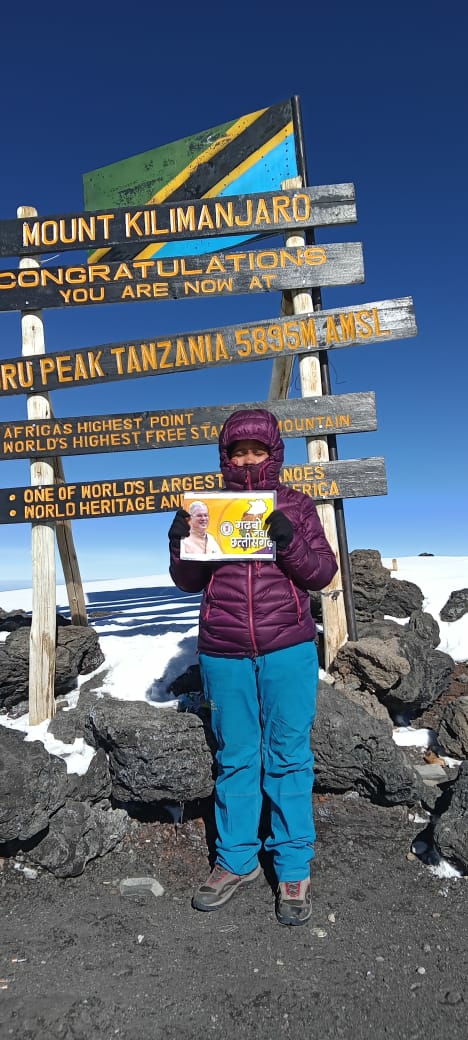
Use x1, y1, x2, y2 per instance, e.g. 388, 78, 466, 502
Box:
0, 298, 417, 397
0, 458, 387, 525
0, 243, 364, 312
0, 185, 357, 258
0, 393, 377, 461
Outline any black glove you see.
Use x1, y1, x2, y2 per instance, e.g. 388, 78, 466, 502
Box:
265, 509, 294, 550
168, 509, 190, 544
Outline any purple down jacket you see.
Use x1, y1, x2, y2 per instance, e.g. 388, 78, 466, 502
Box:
169, 408, 338, 657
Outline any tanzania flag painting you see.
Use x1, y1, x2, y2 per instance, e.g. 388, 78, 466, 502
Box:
83, 100, 299, 264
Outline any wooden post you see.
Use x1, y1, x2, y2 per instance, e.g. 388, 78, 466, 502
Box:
18, 205, 56, 723
269, 179, 348, 669
53, 455, 88, 626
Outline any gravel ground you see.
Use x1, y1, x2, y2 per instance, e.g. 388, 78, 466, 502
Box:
1, 793, 467, 1040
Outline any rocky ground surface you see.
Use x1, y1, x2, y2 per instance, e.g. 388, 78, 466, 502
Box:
1, 793, 467, 1040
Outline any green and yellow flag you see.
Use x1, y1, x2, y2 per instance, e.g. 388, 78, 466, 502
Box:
83, 100, 298, 263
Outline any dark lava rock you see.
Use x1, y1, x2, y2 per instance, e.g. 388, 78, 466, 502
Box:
407, 610, 440, 648
48, 689, 107, 744
0, 608, 32, 632
84, 699, 215, 804
27, 800, 130, 877
381, 578, 424, 618
338, 620, 454, 716
0, 625, 105, 711
0, 727, 68, 843
349, 549, 391, 621
313, 682, 431, 807
438, 696, 468, 758
65, 748, 112, 805
440, 589, 468, 623
433, 761, 468, 872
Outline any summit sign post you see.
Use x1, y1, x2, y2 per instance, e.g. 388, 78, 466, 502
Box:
0, 185, 356, 258
0, 242, 364, 312
0, 96, 417, 722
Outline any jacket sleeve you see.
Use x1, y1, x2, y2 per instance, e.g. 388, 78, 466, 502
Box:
275, 497, 338, 591
169, 542, 211, 593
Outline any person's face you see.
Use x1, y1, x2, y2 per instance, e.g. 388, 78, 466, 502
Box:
190, 507, 209, 532
230, 439, 269, 466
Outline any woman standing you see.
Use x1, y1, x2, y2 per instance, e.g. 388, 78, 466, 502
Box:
168, 408, 337, 926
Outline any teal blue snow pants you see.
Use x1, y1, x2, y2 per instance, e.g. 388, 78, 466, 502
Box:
199, 641, 319, 882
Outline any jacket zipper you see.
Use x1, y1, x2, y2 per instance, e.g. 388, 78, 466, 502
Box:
244, 468, 259, 656
205, 573, 215, 620
289, 579, 302, 622
247, 563, 258, 657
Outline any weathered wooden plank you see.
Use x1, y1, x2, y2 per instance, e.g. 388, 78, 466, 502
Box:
0, 297, 417, 397
0, 185, 357, 258
18, 206, 56, 725
0, 243, 364, 312
52, 454, 88, 626
0, 393, 377, 461
0, 458, 387, 525
276, 175, 347, 667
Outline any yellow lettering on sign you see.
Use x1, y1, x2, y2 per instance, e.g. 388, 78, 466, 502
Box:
114, 263, 133, 281
213, 201, 234, 228
234, 200, 253, 227
159, 342, 174, 369
299, 318, 317, 347
88, 265, 111, 283
177, 206, 196, 232
205, 255, 226, 274
125, 211, 144, 237
215, 334, 229, 361
56, 356, 73, 382
253, 198, 271, 225
339, 313, 356, 340
197, 205, 215, 230
303, 247, 326, 266
175, 341, 190, 367
161, 494, 183, 509
355, 310, 374, 337
127, 346, 142, 373
272, 195, 291, 222
88, 351, 103, 378
22, 215, 115, 248
1, 364, 19, 390
373, 308, 390, 337
73, 355, 88, 381
0, 272, 16, 289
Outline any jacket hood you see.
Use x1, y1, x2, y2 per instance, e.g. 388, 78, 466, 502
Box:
219, 408, 284, 490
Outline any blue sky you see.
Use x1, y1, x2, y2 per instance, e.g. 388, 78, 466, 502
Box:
0, 0, 466, 585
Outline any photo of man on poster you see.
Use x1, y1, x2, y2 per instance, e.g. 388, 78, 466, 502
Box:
180, 501, 223, 559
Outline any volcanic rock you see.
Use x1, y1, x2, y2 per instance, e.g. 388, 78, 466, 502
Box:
0, 728, 68, 843
433, 761, 468, 872
438, 696, 468, 758
439, 589, 468, 623
84, 699, 214, 804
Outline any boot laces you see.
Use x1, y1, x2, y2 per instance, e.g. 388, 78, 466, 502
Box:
284, 881, 301, 897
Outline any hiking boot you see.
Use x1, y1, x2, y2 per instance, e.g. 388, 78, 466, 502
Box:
275, 878, 311, 926
191, 863, 261, 912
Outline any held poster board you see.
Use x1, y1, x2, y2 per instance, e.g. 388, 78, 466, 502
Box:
180, 492, 276, 561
